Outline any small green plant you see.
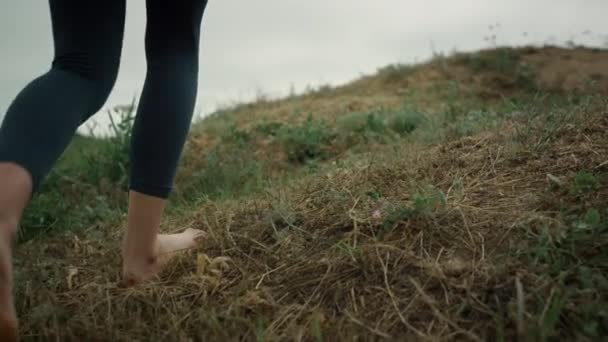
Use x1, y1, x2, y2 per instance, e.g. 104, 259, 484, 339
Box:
338, 111, 386, 134
266, 189, 302, 234
378, 205, 416, 237
221, 122, 250, 146
332, 240, 359, 258
412, 189, 447, 215
366, 190, 381, 200
454, 110, 499, 136
278, 115, 333, 163
572, 208, 602, 235
387, 107, 426, 136
255, 121, 284, 137
364, 112, 387, 133
571, 171, 598, 195
512, 99, 578, 153
336, 111, 388, 144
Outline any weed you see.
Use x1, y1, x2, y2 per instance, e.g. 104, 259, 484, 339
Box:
519, 204, 608, 340
378, 205, 416, 237
366, 190, 381, 200
221, 122, 251, 146
337, 111, 386, 135
571, 171, 599, 195
18, 111, 131, 241
19, 180, 118, 241
270, 191, 298, 228
333, 240, 359, 259
412, 188, 447, 215
377, 63, 414, 83
80, 103, 135, 188
453, 109, 499, 136
278, 115, 333, 163
387, 107, 427, 136
512, 97, 580, 153
336, 110, 389, 145
186, 145, 263, 200
255, 121, 284, 137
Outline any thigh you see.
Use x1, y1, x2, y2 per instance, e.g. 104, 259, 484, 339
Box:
144, 0, 208, 58
48, 0, 126, 80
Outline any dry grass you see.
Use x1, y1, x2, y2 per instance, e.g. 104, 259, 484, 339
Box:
13, 46, 608, 341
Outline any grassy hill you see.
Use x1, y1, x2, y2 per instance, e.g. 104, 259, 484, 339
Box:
14, 45, 608, 341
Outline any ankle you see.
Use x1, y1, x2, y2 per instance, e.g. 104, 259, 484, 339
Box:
122, 235, 160, 265
0, 221, 17, 244
121, 237, 161, 285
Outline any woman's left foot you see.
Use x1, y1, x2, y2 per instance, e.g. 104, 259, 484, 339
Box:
122, 228, 205, 286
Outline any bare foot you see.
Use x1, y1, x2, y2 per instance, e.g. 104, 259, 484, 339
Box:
0, 224, 17, 342
122, 228, 205, 286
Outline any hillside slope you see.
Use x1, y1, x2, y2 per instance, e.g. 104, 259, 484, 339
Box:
14, 46, 608, 341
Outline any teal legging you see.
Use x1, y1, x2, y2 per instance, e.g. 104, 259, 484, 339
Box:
0, 0, 208, 198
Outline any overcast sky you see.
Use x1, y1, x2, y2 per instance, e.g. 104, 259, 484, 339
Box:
0, 0, 606, 134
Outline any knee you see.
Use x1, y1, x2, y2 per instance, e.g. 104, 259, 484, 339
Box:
52, 53, 119, 113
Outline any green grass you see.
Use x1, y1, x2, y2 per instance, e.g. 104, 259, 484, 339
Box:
18, 105, 135, 241
277, 115, 334, 163
518, 204, 607, 340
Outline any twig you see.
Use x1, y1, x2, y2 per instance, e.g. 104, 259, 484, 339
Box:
595, 160, 608, 169
344, 310, 392, 339
255, 264, 286, 289
376, 248, 429, 339
457, 207, 476, 249
409, 277, 482, 342
516, 275, 526, 338
348, 196, 361, 248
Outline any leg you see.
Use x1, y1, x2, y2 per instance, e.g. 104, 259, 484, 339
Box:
0, 1, 125, 339
121, 0, 209, 284
0, 166, 30, 341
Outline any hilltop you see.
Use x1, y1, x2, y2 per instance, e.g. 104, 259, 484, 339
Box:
14, 45, 608, 341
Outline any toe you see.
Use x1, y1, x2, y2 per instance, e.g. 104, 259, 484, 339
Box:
184, 228, 206, 243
